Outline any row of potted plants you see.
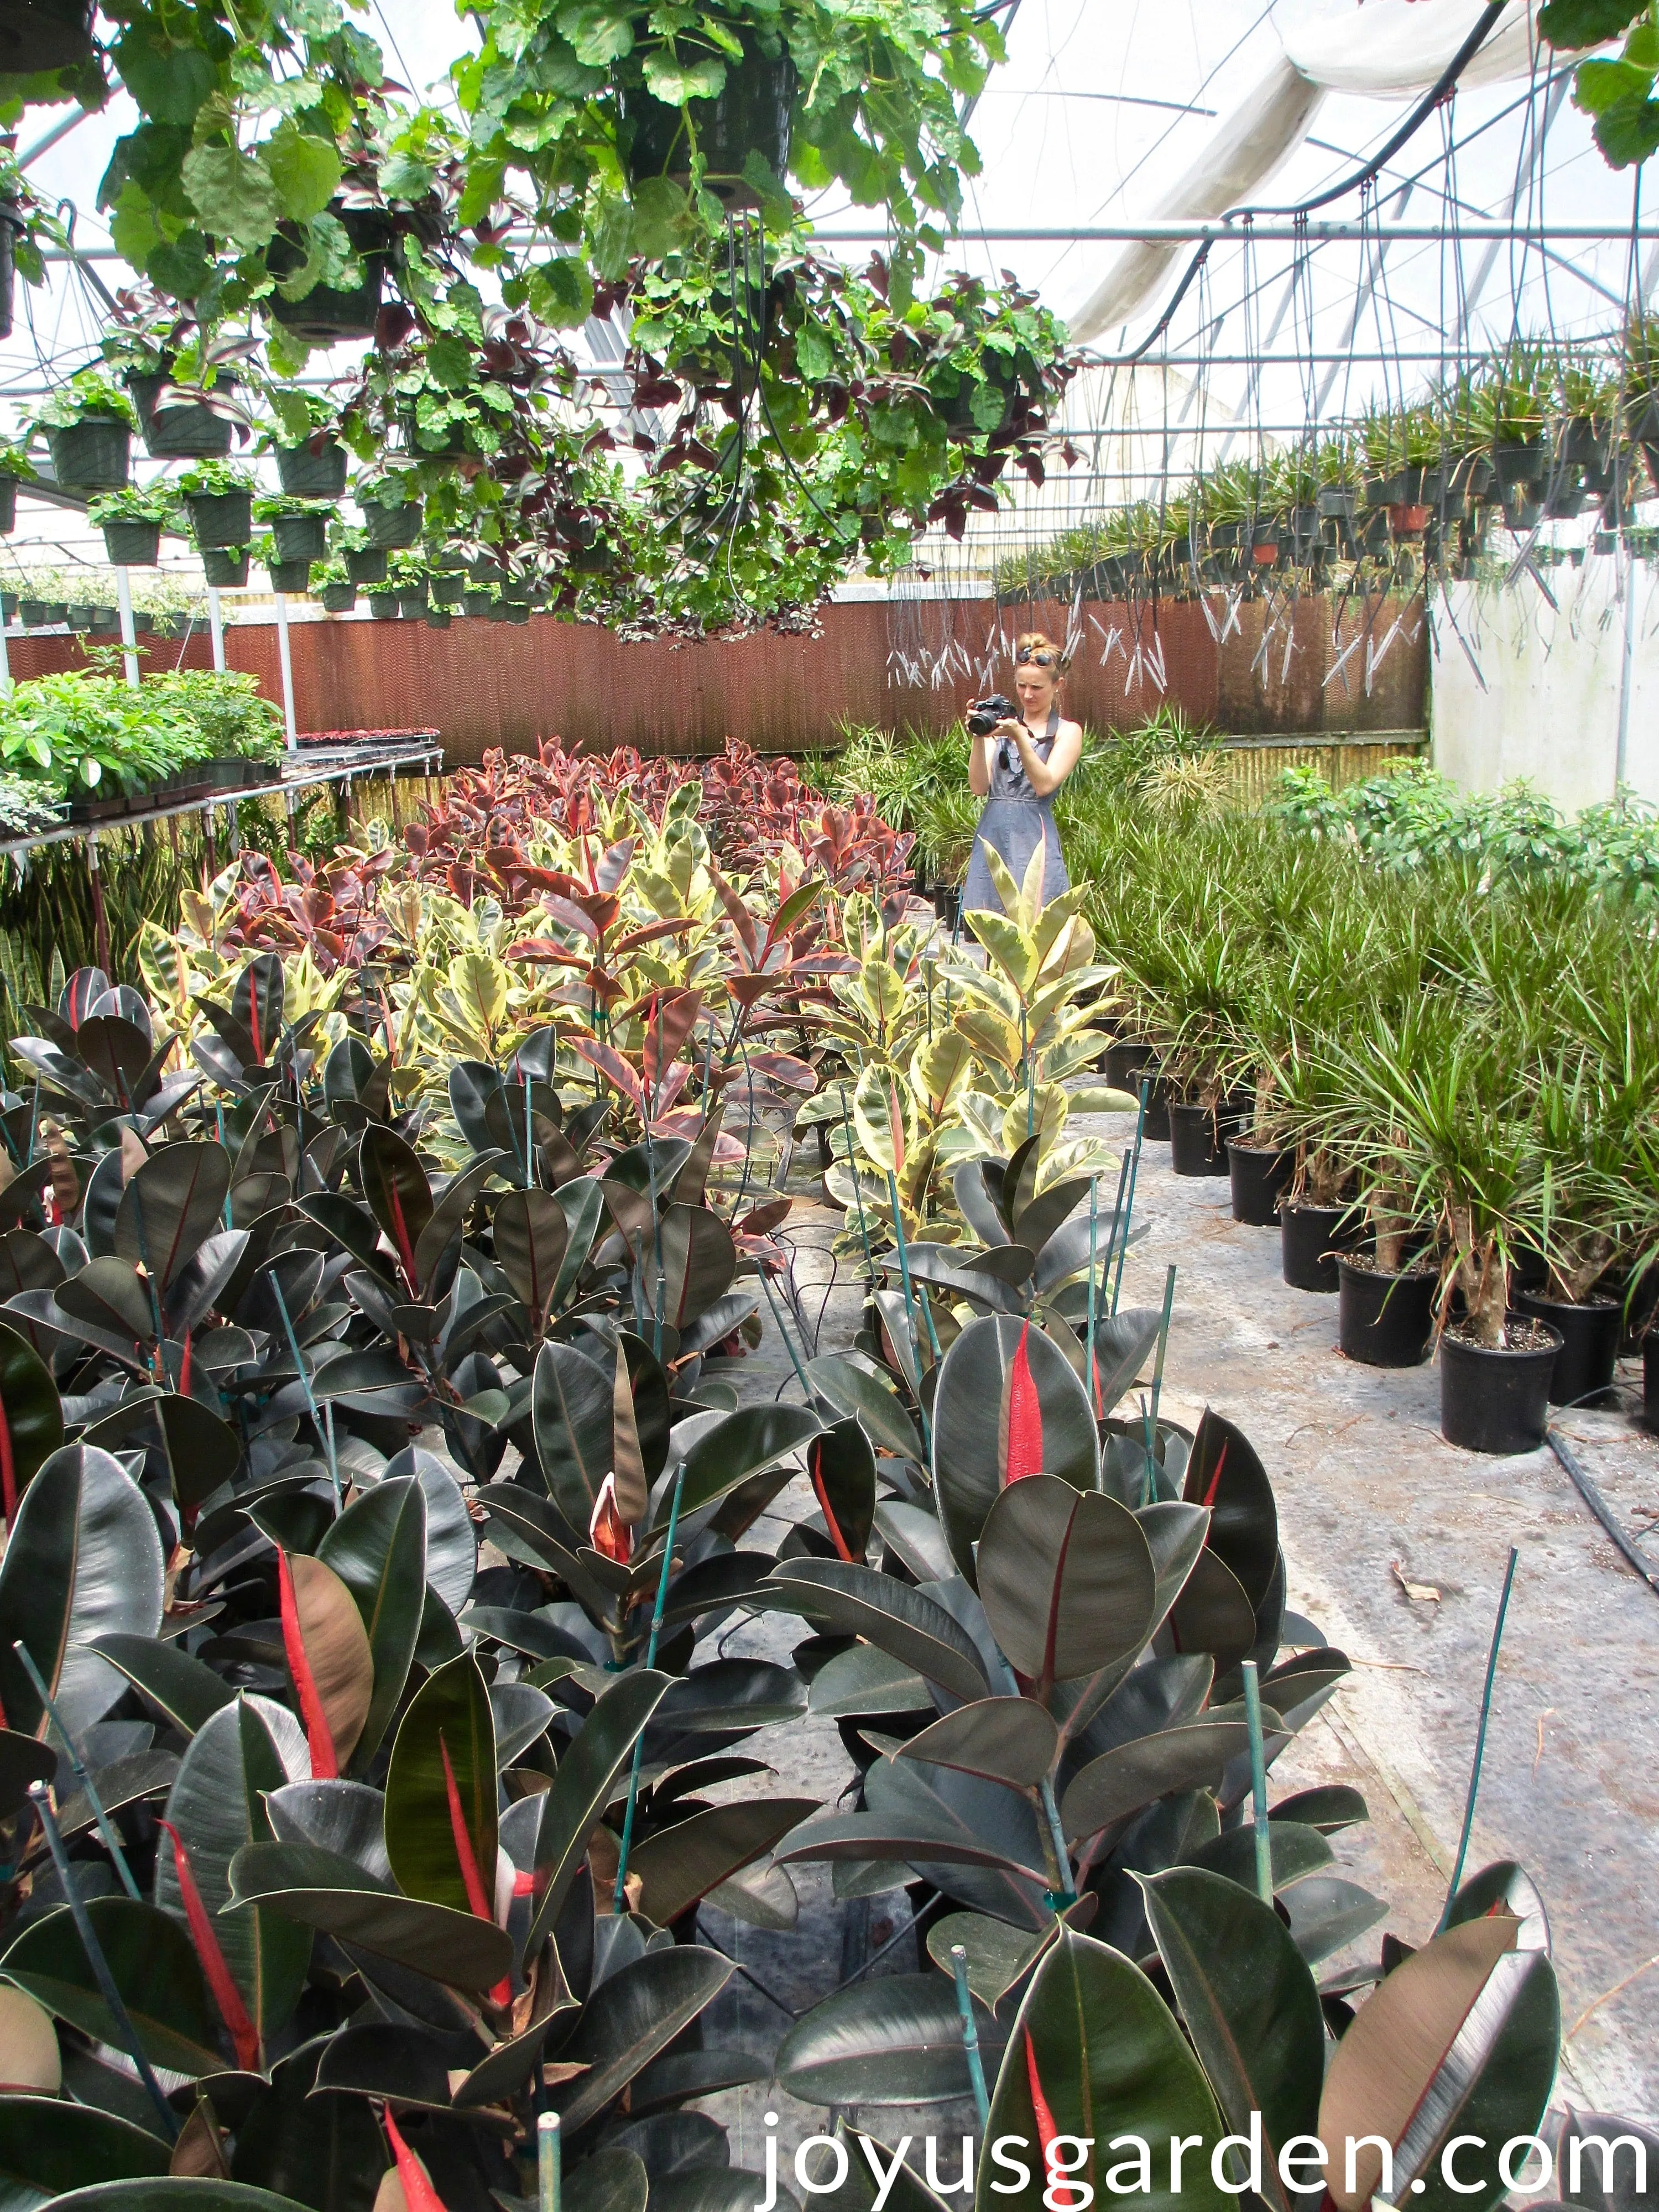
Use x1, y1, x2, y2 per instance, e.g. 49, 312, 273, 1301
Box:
1083, 776, 1659, 1454
0, 668, 285, 819
999, 316, 1659, 604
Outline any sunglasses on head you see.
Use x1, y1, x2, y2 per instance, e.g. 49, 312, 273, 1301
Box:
1016, 648, 1058, 667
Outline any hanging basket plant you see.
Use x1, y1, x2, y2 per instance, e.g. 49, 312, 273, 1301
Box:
267, 196, 396, 345
200, 544, 251, 587
31, 371, 137, 493
255, 494, 333, 565
620, 29, 796, 205
87, 482, 180, 567
180, 460, 255, 549
0, 435, 33, 535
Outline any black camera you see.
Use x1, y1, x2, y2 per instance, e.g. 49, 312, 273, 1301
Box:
966, 693, 1016, 737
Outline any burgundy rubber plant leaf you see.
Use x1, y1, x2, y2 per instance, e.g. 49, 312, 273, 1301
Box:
383, 2106, 448, 2212
1003, 1322, 1045, 1485
276, 1548, 338, 1780
156, 1817, 260, 2072
440, 1731, 512, 2008
807, 1439, 857, 1564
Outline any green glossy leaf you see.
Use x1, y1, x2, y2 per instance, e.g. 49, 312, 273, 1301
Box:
898, 1697, 1058, 1788
1184, 1410, 1279, 1612
263, 123, 342, 223
493, 1188, 570, 1324
978, 1474, 1156, 1689
526, 1668, 672, 1948
226, 1839, 512, 1991
778, 1973, 1006, 2107
0, 1724, 55, 1816
0, 1444, 164, 1739
1280, 1875, 1389, 1965
1, 1896, 223, 2074
229, 2034, 384, 2210
807, 1642, 930, 1719
806, 1353, 924, 1463
926, 1911, 1051, 2012
156, 1697, 311, 2046
975, 1928, 1228, 2212
114, 1142, 230, 1290
88, 1632, 234, 1738
1142, 1867, 1325, 2212
0, 1317, 62, 1505
764, 1561, 988, 1703
1182, 1820, 1334, 1894
45, 2187, 315, 2211
566, 2146, 650, 2212
628, 1795, 821, 1927
0, 2093, 169, 2201
804, 1418, 877, 1562
551, 1947, 735, 2133
532, 1338, 615, 1534
931, 1316, 1099, 1584
670, 1405, 824, 1524
384, 1651, 495, 1914
1060, 1720, 1251, 1844
357, 1126, 431, 1285
316, 1474, 426, 1767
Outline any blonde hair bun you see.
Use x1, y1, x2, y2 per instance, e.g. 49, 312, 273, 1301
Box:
1014, 630, 1070, 675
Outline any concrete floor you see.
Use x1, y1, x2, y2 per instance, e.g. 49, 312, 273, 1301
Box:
693, 1118, 1659, 2161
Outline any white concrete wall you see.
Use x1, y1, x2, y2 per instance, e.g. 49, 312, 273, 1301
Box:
1430, 556, 1659, 810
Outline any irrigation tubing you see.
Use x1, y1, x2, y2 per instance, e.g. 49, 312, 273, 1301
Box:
1546, 1427, 1659, 1600
1106, 0, 1510, 368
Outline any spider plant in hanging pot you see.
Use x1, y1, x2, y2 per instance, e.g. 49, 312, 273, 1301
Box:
87, 479, 180, 567
30, 369, 137, 492
1481, 340, 1553, 489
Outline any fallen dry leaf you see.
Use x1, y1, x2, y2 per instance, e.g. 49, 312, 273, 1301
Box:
1391, 1561, 1441, 1604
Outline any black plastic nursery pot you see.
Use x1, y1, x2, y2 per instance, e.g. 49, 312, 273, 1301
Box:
18, 599, 63, 626
128, 373, 236, 460
276, 439, 349, 499
317, 583, 356, 613
65, 603, 95, 632
1281, 1201, 1358, 1293
101, 520, 160, 567
46, 418, 131, 493
425, 607, 451, 629
271, 511, 330, 564
200, 547, 249, 588
623, 38, 796, 204
268, 202, 393, 343
1515, 1290, 1622, 1407
0, 0, 95, 71
1645, 1329, 1659, 1430
1227, 1137, 1292, 1226
1168, 1100, 1239, 1177
0, 476, 15, 534
462, 589, 494, 618
345, 546, 389, 586
398, 588, 428, 619
362, 499, 422, 550
1439, 1319, 1562, 1454
186, 490, 253, 549
431, 574, 466, 607
367, 593, 401, 621
268, 559, 312, 594
1337, 1256, 1437, 1368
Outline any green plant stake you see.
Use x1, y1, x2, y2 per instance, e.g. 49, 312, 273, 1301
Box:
271, 1272, 338, 1493
27, 1782, 179, 2138
538, 2111, 561, 2212
884, 1168, 933, 1449
758, 1264, 812, 1399
1111, 1079, 1151, 1315
1240, 1658, 1272, 1908
613, 1463, 687, 1913
1085, 1175, 1100, 1415
1439, 1545, 1519, 1929
839, 1092, 877, 1292
949, 1944, 990, 2130
12, 1640, 141, 1901
1147, 1264, 1177, 1436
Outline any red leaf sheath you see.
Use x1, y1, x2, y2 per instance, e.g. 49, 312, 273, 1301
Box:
440, 1733, 512, 2008
276, 1550, 337, 1779
156, 1818, 259, 2072
1025, 2030, 1061, 2174
386, 1178, 418, 1290
0, 1396, 16, 1524
808, 1442, 857, 1564
247, 992, 262, 1069
1201, 1438, 1230, 1511
383, 2106, 449, 2212
179, 1328, 193, 1399
1004, 1322, 1045, 1485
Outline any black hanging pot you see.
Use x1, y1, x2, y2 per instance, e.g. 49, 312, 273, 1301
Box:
1337, 1256, 1437, 1368
268, 201, 394, 343
1439, 1319, 1561, 1454
200, 546, 249, 588
462, 588, 494, 618
1645, 1329, 1659, 1431
128, 372, 236, 460
101, 520, 161, 567
46, 416, 131, 492
270, 510, 330, 564
367, 592, 401, 621
318, 581, 356, 613
1491, 436, 1546, 490
267, 557, 312, 593
0, 0, 95, 76
1281, 1201, 1358, 1293
398, 587, 428, 619
1559, 415, 1609, 469
186, 489, 253, 549
431, 573, 466, 606
362, 498, 422, 549
65, 602, 95, 632
345, 545, 389, 585
1227, 1138, 1291, 1227
1514, 1290, 1621, 1407
276, 439, 349, 499
622, 35, 797, 205
1168, 1100, 1240, 1178
0, 477, 15, 534
424, 607, 452, 630
503, 599, 531, 624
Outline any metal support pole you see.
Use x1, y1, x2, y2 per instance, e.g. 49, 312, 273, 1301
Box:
113, 567, 140, 690
1616, 537, 1639, 799
0, 613, 11, 695
274, 592, 298, 753
206, 587, 226, 674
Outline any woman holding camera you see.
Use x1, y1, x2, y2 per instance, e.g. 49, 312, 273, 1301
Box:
963, 632, 1083, 915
